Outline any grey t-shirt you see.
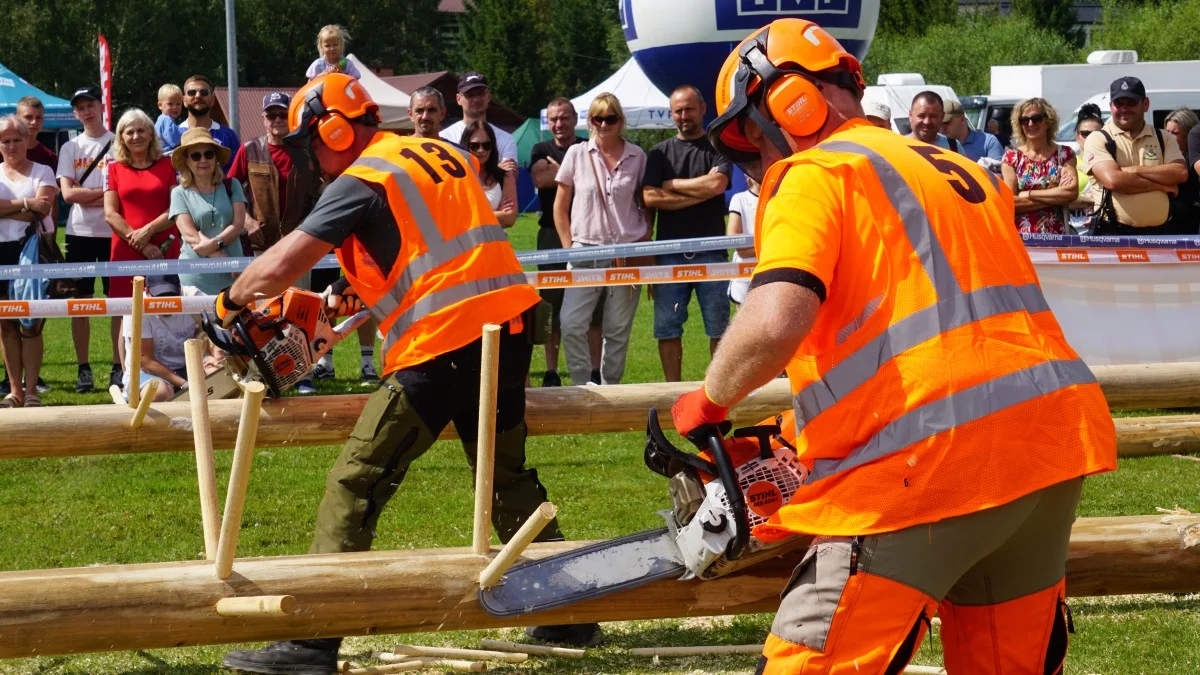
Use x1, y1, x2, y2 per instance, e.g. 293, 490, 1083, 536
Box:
297, 174, 400, 275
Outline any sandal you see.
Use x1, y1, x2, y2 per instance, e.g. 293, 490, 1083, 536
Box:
22, 394, 41, 408
0, 393, 21, 409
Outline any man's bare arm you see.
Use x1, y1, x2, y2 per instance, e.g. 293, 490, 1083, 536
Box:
228, 230, 333, 306
530, 158, 560, 189
662, 170, 729, 200
1090, 160, 1172, 195
642, 185, 704, 210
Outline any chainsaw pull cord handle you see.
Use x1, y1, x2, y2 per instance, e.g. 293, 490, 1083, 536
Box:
706, 428, 750, 561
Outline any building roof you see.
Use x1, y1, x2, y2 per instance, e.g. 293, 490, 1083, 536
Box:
438, 0, 466, 12
213, 86, 299, 141
380, 71, 452, 96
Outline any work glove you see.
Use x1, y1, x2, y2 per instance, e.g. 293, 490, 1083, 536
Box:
321, 276, 366, 318
672, 385, 732, 449
214, 288, 249, 329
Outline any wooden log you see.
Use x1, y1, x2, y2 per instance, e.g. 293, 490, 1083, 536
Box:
129, 379, 159, 429
630, 645, 763, 656
390, 645, 528, 663
473, 324, 501, 555
214, 595, 296, 617
479, 502, 557, 588
0, 515, 1192, 659
215, 381, 266, 580
478, 640, 586, 659
185, 339, 221, 560
1093, 362, 1200, 410
128, 276, 144, 409
903, 667, 945, 674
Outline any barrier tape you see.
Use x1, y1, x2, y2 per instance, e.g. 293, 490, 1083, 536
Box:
0, 262, 758, 319
1020, 233, 1200, 249
0, 235, 755, 281
1025, 248, 1200, 264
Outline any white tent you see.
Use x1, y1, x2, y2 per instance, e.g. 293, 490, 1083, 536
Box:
540, 58, 673, 131
347, 54, 411, 129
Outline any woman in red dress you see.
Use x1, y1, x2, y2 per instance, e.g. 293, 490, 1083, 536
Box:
103, 108, 181, 299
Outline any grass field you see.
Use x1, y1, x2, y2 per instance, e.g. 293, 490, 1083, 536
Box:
2, 215, 1198, 674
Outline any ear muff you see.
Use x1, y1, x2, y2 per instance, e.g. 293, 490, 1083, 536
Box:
742, 42, 828, 138
301, 84, 355, 152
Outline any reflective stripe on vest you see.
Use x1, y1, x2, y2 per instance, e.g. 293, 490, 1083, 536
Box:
349, 155, 512, 324
384, 272, 529, 350
793, 139, 1095, 483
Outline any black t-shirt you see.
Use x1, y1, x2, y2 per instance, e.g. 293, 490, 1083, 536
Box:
531, 136, 586, 229
1186, 126, 1200, 206
297, 174, 400, 274
643, 135, 732, 241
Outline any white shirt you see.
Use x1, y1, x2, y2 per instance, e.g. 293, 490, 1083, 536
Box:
122, 312, 198, 390
57, 130, 115, 238
439, 121, 518, 162
0, 162, 57, 242
727, 188, 760, 304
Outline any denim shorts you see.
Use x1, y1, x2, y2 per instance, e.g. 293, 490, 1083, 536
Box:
652, 250, 730, 340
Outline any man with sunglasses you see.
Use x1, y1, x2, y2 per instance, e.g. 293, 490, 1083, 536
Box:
672, 18, 1115, 673
179, 74, 241, 171
439, 72, 518, 172
216, 73, 600, 674
1083, 76, 1187, 234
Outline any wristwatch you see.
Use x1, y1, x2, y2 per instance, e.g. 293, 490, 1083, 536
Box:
20, 198, 29, 214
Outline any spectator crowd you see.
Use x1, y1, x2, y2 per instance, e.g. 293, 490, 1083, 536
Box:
2, 23, 1199, 408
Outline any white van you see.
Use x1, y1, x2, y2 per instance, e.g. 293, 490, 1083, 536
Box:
863, 73, 960, 135
1055, 89, 1200, 152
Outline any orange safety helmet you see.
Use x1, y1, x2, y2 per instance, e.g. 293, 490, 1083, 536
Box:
707, 18, 865, 164
285, 73, 380, 152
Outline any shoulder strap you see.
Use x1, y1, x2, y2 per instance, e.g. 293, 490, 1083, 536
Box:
77, 138, 113, 185
1155, 128, 1166, 154
1098, 129, 1116, 159
949, 137, 959, 153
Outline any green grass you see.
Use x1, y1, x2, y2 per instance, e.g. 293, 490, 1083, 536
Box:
3, 214, 1199, 673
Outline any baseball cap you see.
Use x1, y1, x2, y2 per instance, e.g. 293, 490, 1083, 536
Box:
457, 72, 489, 94
944, 98, 964, 118
146, 274, 181, 298
70, 86, 102, 106
1110, 76, 1146, 103
864, 101, 892, 123
262, 91, 291, 111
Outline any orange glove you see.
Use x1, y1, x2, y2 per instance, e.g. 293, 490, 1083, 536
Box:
672, 385, 731, 447
214, 288, 248, 329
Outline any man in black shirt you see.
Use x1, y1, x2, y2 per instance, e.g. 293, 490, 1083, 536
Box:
642, 85, 732, 381
530, 97, 601, 386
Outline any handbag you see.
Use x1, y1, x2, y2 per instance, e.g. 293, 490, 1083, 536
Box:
587, 149, 654, 269
25, 217, 76, 300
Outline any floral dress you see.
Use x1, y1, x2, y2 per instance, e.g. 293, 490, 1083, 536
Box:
1003, 145, 1075, 234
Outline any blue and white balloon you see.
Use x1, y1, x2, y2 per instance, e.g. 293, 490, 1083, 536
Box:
621, 0, 880, 113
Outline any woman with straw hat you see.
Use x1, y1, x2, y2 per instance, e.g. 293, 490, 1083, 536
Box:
169, 127, 246, 296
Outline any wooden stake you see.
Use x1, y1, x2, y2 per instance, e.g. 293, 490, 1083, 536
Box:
214, 595, 296, 617
128, 276, 144, 409
479, 502, 557, 588
478, 639, 586, 659
129, 379, 159, 429
347, 664, 425, 674
472, 323, 501, 555
215, 381, 266, 580
903, 666, 946, 674
185, 339, 221, 560
630, 645, 763, 656
1173, 454, 1200, 463
108, 384, 126, 405
391, 645, 528, 663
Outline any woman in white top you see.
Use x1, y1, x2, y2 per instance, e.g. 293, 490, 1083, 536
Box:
726, 173, 760, 304
0, 115, 58, 408
553, 93, 650, 385
460, 121, 516, 227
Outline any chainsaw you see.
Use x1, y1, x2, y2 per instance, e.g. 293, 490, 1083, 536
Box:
479, 408, 808, 617
198, 288, 371, 398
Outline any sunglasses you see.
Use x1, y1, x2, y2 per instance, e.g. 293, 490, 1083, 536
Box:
1018, 113, 1047, 126
592, 114, 620, 126
186, 88, 211, 97
264, 111, 288, 121
468, 141, 493, 151
188, 149, 217, 162
1079, 129, 1095, 139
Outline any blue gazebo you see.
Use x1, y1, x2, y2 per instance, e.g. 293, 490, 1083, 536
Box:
0, 62, 79, 130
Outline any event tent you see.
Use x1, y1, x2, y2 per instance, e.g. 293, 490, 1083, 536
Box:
0, 62, 78, 130
540, 58, 672, 131
346, 54, 411, 129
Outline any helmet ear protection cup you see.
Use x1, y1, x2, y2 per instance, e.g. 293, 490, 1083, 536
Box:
742, 42, 829, 138
302, 85, 355, 152
285, 73, 380, 150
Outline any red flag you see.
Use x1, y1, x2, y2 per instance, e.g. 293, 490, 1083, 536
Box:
98, 33, 113, 130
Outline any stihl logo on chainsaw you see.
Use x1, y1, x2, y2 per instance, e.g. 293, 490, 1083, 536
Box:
271, 353, 297, 377
745, 481, 784, 517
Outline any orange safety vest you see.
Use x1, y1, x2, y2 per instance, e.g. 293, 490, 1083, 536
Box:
339, 133, 539, 375
751, 121, 1117, 542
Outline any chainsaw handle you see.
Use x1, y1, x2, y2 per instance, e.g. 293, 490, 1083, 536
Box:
706, 429, 750, 561
332, 310, 372, 341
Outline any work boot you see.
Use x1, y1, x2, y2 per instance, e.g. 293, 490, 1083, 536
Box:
589, 369, 601, 385
542, 370, 562, 387
525, 622, 604, 648
222, 639, 340, 674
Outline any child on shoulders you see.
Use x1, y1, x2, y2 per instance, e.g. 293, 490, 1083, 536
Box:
306, 24, 362, 80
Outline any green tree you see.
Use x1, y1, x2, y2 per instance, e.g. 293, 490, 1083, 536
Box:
1012, 0, 1084, 46
1091, 0, 1200, 60
460, 0, 545, 117
863, 12, 1081, 96
537, 0, 620, 100
876, 0, 959, 36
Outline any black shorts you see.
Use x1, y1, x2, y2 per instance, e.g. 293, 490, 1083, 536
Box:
0, 238, 24, 299
65, 234, 113, 297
